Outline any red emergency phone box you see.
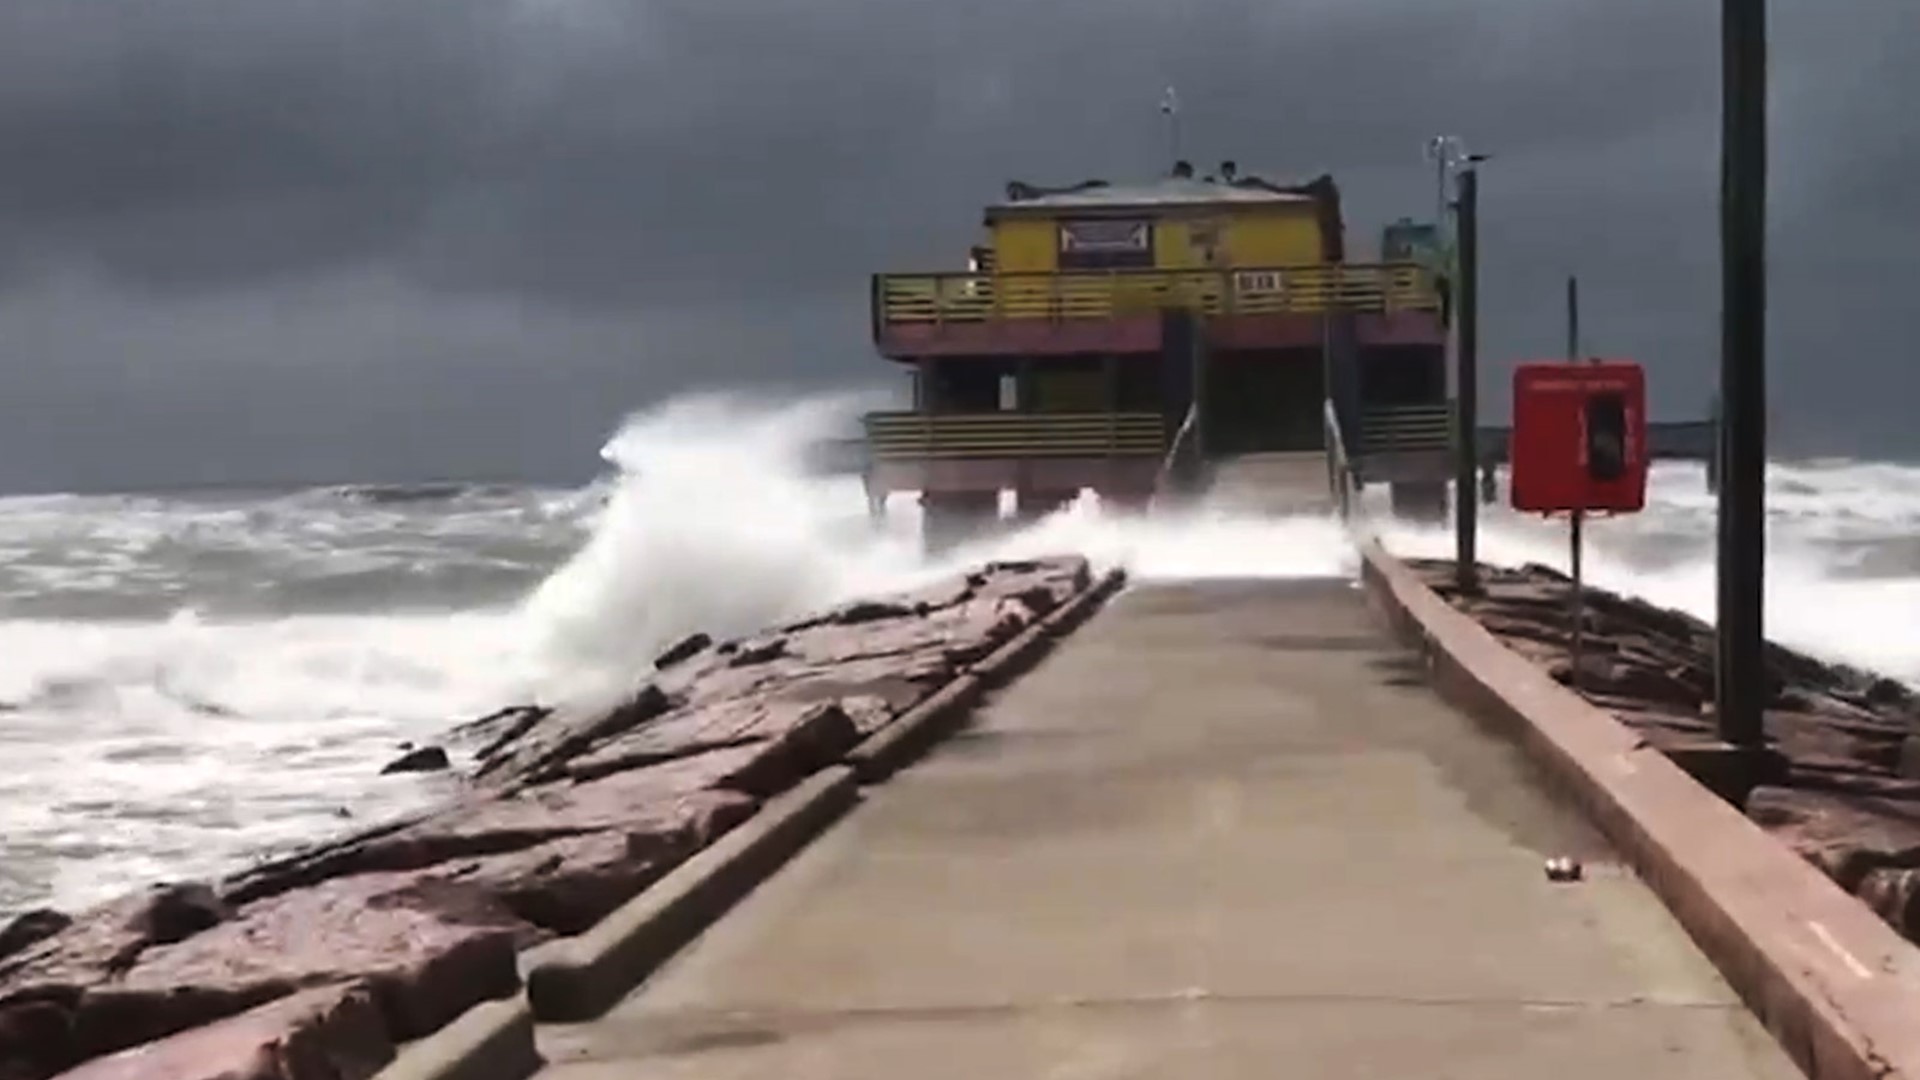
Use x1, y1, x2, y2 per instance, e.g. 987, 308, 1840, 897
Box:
1509, 361, 1648, 514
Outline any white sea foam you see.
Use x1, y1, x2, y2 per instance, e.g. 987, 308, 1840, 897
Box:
0, 611, 530, 909
1378, 501, 1920, 686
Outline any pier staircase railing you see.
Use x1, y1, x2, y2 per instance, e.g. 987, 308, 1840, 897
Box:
1151, 402, 1204, 500
1324, 399, 1359, 522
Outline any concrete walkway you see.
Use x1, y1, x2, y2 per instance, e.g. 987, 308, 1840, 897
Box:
534, 580, 1799, 1078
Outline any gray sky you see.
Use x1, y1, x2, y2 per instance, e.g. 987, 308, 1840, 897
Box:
0, 0, 1912, 492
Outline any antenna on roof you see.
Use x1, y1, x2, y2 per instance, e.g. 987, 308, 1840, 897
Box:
1159, 86, 1181, 169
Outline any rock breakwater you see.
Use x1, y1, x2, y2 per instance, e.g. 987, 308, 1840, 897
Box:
1415, 558, 1920, 950
0, 556, 1096, 1080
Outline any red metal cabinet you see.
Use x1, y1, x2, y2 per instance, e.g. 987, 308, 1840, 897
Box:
1510, 361, 1648, 513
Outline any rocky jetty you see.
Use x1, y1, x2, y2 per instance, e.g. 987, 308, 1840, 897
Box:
0, 556, 1095, 1080
1415, 559, 1920, 947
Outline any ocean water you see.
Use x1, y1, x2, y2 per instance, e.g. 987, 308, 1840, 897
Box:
2, 389, 1916, 918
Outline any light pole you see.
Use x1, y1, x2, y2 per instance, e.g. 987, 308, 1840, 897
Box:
1425, 136, 1466, 241
1160, 86, 1181, 167
1452, 154, 1487, 594
1716, 0, 1767, 752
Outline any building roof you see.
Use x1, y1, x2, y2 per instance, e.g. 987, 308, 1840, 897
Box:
986, 171, 1316, 218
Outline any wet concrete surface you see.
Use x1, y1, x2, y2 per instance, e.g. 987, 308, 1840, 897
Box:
533, 579, 1799, 1078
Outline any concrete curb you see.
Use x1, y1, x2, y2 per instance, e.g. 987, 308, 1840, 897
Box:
524, 764, 860, 1023
847, 567, 1127, 783
371, 998, 540, 1080
368, 566, 1126, 1074
845, 673, 985, 785
975, 566, 1127, 687
1357, 539, 1920, 1080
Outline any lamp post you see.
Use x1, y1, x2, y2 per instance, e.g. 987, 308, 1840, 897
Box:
1716, 0, 1767, 752
1451, 152, 1488, 595
1160, 86, 1181, 167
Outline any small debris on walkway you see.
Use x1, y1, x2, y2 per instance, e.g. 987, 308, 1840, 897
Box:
1545, 855, 1584, 882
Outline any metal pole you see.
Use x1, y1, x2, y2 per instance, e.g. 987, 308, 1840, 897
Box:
1454, 165, 1481, 594
1716, 0, 1767, 750
1707, 394, 1722, 494
1161, 87, 1181, 166
1435, 154, 1448, 231
1567, 276, 1581, 365
1567, 276, 1585, 693
1427, 135, 1461, 238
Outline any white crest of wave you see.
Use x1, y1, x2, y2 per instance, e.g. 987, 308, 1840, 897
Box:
516, 391, 928, 700
515, 390, 1361, 701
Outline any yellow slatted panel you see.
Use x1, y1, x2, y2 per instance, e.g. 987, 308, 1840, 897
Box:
864, 412, 1167, 460
1361, 405, 1454, 452
877, 264, 1440, 326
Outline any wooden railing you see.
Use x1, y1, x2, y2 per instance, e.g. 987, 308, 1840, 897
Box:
864, 411, 1167, 460
875, 263, 1440, 327
1360, 404, 1454, 455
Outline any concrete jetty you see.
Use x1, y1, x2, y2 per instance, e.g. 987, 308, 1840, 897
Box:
528, 578, 1797, 1077
55, 453, 1917, 1079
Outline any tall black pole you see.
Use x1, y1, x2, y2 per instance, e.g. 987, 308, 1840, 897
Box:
1568, 277, 1585, 692
1567, 277, 1580, 364
1717, 0, 1767, 750
1454, 165, 1480, 593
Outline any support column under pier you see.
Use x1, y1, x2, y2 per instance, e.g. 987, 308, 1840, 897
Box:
1390, 481, 1448, 524
1012, 488, 1078, 524
920, 491, 999, 552
1097, 488, 1153, 516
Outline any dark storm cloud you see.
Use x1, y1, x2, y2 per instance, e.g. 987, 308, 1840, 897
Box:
0, 0, 1913, 490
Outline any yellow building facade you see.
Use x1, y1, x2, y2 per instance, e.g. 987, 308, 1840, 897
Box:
982, 178, 1330, 275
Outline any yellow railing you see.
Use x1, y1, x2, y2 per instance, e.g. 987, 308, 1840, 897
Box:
875, 263, 1439, 326
1360, 404, 1454, 454
864, 411, 1166, 460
